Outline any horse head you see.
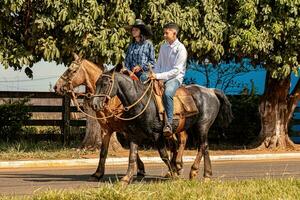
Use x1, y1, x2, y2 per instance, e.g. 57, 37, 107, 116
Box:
92, 72, 117, 111
54, 53, 103, 95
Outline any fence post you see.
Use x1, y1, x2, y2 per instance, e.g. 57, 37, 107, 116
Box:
62, 95, 71, 146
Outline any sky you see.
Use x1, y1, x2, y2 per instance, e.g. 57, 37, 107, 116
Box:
0, 61, 66, 92
0, 60, 299, 95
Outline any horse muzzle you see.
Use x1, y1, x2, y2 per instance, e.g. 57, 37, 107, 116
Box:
92, 96, 107, 111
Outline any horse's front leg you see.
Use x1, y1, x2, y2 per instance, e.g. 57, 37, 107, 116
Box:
121, 141, 138, 184
90, 131, 112, 181
155, 133, 178, 177
136, 151, 145, 177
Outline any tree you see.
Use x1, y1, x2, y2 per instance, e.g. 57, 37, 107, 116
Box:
228, 0, 300, 149
184, 58, 259, 93
3, 0, 299, 149
0, 0, 135, 149
0, 0, 135, 75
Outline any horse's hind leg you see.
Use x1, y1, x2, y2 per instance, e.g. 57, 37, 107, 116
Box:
136, 151, 145, 177
202, 135, 212, 178
175, 131, 188, 174
190, 125, 212, 179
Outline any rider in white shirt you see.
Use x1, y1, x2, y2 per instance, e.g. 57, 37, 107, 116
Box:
149, 22, 187, 136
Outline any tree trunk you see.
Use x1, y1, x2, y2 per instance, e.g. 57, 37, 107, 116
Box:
80, 99, 102, 150
258, 72, 296, 149
80, 99, 124, 151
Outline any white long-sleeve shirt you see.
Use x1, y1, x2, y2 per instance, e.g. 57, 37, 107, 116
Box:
154, 39, 187, 84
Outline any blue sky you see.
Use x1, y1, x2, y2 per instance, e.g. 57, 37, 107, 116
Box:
0, 61, 66, 91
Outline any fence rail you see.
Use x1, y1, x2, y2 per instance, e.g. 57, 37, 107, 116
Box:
0, 91, 86, 145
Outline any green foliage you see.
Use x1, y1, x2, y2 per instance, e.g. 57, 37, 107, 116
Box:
1, 0, 299, 80
229, 0, 300, 79
0, 0, 228, 76
0, 98, 32, 139
0, 0, 135, 76
226, 94, 260, 144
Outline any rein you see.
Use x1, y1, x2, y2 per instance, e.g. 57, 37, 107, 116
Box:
93, 71, 154, 121
69, 71, 154, 121
70, 91, 115, 120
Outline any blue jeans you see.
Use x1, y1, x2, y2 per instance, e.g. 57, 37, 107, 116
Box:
139, 72, 149, 83
163, 78, 180, 124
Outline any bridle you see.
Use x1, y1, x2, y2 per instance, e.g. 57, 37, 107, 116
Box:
59, 60, 83, 93
94, 71, 154, 121
93, 73, 116, 106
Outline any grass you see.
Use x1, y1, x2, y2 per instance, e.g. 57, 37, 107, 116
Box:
1, 178, 299, 200
0, 140, 96, 160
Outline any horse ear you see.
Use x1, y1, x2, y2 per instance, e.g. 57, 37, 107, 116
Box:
103, 63, 116, 72
73, 53, 79, 61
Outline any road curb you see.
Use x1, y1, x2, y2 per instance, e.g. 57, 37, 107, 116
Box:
0, 153, 300, 169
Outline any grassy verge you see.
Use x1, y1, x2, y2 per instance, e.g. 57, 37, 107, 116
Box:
0, 140, 96, 160
2, 178, 300, 200
1, 139, 300, 161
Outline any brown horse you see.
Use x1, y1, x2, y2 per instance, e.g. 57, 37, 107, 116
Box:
54, 54, 188, 180
54, 54, 147, 180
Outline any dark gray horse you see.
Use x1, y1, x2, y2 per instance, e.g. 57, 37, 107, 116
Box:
92, 72, 233, 183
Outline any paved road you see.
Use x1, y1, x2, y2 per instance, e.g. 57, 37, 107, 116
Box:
0, 159, 299, 196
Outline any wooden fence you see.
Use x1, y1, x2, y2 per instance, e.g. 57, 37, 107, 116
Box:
0, 91, 86, 145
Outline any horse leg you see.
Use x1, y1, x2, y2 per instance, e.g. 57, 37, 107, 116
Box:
156, 134, 178, 178
122, 132, 145, 177
121, 141, 138, 184
175, 131, 188, 175
190, 125, 211, 180
202, 134, 212, 178
90, 131, 112, 181
136, 151, 145, 177
164, 139, 178, 178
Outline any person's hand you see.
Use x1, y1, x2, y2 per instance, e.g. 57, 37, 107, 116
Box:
120, 67, 128, 73
148, 72, 157, 80
132, 65, 142, 73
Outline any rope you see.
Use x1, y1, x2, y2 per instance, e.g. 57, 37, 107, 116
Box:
109, 80, 154, 121
70, 70, 154, 121
124, 79, 153, 111
70, 91, 114, 120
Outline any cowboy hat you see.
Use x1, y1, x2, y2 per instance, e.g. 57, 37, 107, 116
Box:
125, 19, 153, 37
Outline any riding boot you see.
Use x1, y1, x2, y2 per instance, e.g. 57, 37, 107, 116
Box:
163, 123, 173, 138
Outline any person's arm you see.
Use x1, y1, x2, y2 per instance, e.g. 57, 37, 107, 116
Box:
155, 46, 187, 80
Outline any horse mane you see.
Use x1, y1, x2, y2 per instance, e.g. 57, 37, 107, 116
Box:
115, 72, 148, 91
82, 59, 105, 72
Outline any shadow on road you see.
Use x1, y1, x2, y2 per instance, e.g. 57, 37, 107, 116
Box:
0, 173, 171, 183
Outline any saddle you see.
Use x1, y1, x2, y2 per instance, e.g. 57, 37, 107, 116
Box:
153, 80, 199, 133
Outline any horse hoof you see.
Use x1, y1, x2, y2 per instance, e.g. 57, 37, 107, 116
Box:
177, 168, 183, 175
203, 177, 211, 182
120, 176, 132, 185
137, 170, 146, 177
189, 171, 198, 180
164, 171, 178, 178
89, 173, 103, 182
164, 171, 172, 178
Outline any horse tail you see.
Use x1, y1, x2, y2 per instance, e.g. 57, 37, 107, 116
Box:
214, 89, 233, 128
